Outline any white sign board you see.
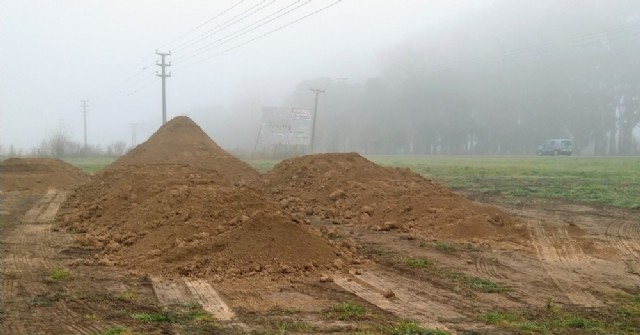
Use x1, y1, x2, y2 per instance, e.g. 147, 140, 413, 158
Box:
260, 107, 312, 146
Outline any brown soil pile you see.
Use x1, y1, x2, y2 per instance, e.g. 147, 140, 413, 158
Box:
110, 115, 259, 184
58, 117, 352, 280
259, 153, 528, 244
0, 157, 89, 192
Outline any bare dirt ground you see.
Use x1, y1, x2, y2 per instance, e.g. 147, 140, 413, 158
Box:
2, 187, 639, 334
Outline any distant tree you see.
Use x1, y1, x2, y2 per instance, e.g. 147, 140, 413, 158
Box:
43, 125, 72, 157
106, 141, 127, 157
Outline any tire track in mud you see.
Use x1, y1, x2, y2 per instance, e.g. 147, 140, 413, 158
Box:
475, 256, 510, 280
185, 279, 236, 321
528, 220, 602, 307
151, 277, 238, 322
22, 189, 67, 223
605, 219, 640, 276
335, 270, 462, 330
1, 191, 117, 335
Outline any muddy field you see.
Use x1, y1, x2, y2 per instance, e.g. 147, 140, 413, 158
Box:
1, 117, 639, 335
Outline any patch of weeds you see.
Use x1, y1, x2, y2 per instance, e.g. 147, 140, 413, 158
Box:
114, 289, 136, 302
478, 311, 520, 325
131, 311, 173, 323
560, 316, 602, 329
403, 257, 431, 269
465, 276, 508, 293
545, 297, 559, 312
30, 291, 72, 307
187, 308, 212, 322
434, 241, 456, 252
85, 313, 100, 321
617, 293, 640, 317
328, 302, 367, 320
49, 267, 71, 280
384, 319, 450, 335
518, 320, 545, 332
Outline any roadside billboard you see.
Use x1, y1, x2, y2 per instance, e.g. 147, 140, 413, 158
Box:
259, 107, 312, 146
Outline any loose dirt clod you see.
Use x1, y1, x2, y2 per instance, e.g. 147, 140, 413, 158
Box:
0, 157, 89, 192
58, 116, 350, 280
259, 153, 529, 245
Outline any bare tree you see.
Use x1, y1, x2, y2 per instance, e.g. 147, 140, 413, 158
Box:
44, 124, 72, 157
106, 141, 127, 157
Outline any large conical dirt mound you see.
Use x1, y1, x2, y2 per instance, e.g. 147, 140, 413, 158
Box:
0, 157, 89, 192
259, 153, 528, 244
111, 115, 259, 183
58, 117, 352, 280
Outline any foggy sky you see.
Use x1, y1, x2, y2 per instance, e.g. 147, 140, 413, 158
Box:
0, 0, 481, 151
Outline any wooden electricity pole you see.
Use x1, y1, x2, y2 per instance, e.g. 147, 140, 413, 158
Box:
309, 88, 325, 153
80, 100, 88, 150
156, 51, 171, 125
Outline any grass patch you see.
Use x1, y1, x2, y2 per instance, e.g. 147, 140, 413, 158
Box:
477, 302, 640, 335
186, 307, 212, 322
479, 311, 521, 324
63, 157, 115, 174
328, 302, 367, 320
403, 257, 432, 268
114, 289, 136, 302
400, 256, 508, 294
434, 241, 456, 252
131, 311, 173, 323
30, 291, 72, 306
561, 316, 602, 329
384, 320, 450, 335
370, 156, 640, 209
48, 267, 71, 280
465, 276, 508, 293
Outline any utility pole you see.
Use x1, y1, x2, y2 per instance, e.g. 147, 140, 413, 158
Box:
309, 88, 325, 153
156, 51, 171, 124
129, 123, 139, 148
80, 100, 88, 150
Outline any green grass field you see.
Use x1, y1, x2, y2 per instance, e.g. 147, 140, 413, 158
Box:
62, 157, 116, 174
370, 156, 640, 209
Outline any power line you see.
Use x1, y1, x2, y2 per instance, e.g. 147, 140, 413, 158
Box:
175, 0, 311, 63
172, 0, 272, 53
175, 0, 342, 71
157, 0, 246, 51
92, 2, 247, 103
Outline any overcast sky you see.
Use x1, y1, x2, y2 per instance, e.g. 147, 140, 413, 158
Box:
0, 0, 489, 151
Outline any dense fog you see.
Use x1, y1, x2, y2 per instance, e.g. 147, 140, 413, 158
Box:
1, 0, 639, 156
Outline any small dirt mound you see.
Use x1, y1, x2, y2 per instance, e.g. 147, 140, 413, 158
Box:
0, 157, 89, 191
111, 116, 259, 184
259, 153, 528, 244
58, 117, 352, 280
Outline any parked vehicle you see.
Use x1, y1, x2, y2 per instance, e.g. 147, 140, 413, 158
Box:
537, 139, 573, 156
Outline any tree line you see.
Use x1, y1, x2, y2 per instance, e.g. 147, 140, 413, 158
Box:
286, 0, 640, 155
